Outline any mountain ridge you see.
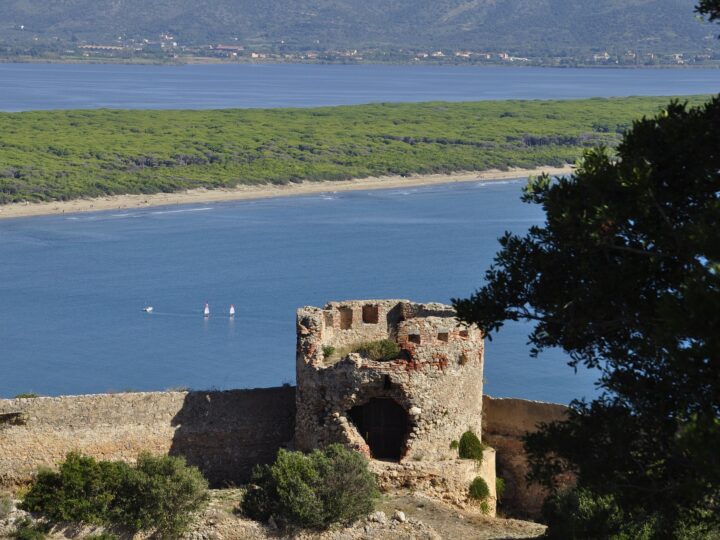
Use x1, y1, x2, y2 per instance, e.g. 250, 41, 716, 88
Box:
1, 0, 716, 55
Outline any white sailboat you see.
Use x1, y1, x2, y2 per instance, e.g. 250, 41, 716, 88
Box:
229, 304, 236, 317
203, 302, 210, 317
143, 306, 153, 313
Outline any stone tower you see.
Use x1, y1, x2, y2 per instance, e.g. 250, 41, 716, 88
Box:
295, 299, 495, 510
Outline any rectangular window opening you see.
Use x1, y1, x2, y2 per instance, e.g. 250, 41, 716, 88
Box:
339, 307, 353, 330
362, 304, 379, 324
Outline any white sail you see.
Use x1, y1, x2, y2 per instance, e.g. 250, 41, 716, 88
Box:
229, 304, 236, 316
204, 303, 210, 317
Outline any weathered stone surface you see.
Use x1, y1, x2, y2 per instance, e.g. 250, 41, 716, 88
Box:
295, 299, 495, 514
0, 299, 571, 521
482, 396, 571, 519
0, 388, 295, 488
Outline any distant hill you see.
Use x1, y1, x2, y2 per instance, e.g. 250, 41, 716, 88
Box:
0, 0, 715, 55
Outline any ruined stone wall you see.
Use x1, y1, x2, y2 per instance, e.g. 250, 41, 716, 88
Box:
482, 395, 570, 519
295, 300, 494, 514
295, 300, 484, 461
0, 388, 295, 488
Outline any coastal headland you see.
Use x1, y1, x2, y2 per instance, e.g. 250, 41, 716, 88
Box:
0, 166, 572, 219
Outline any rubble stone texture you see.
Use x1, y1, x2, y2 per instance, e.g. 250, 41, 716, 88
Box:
295, 299, 496, 513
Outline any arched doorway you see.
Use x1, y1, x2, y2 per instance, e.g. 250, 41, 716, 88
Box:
348, 398, 409, 461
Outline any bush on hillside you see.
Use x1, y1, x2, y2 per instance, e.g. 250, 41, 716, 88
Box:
21, 452, 208, 538
352, 340, 401, 362
458, 430, 485, 462
542, 488, 633, 540
1, 493, 13, 520
543, 487, 718, 539
12, 518, 51, 540
112, 453, 209, 537
242, 444, 379, 530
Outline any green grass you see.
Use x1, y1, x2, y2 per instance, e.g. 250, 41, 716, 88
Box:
0, 96, 708, 204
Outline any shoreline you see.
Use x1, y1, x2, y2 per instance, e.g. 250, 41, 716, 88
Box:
1, 57, 715, 70
0, 166, 573, 220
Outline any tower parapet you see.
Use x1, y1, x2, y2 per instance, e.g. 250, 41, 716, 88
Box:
295, 299, 495, 511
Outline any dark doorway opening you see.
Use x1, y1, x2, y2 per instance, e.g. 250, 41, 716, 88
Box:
348, 398, 409, 461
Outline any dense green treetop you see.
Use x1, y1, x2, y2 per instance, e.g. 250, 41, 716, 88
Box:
1, 0, 715, 55
454, 95, 719, 536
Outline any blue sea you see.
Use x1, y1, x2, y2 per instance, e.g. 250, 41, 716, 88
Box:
1, 63, 718, 402
2, 180, 596, 402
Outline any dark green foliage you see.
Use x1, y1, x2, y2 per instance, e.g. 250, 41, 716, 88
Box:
449, 440, 459, 450
458, 430, 484, 462
454, 95, 720, 536
85, 534, 119, 540
22, 454, 127, 525
21, 452, 208, 538
352, 339, 400, 362
322, 345, 335, 358
697, 0, 720, 21
0, 97, 706, 205
468, 477, 490, 501
542, 489, 630, 540
13, 393, 39, 399
495, 478, 505, 501
13, 518, 51, 540
242, 444, 379, 530
111, 453, 209, 538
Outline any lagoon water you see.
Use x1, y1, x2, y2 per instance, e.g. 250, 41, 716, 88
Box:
2, 63, 717, 402
0, 180, 598, 402
0, 63, 719, 111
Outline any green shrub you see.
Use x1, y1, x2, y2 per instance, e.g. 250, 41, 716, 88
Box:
458, 430, 485, 462
449, 440, 459, 450
13, 393, 39, 399
542, 488, 627, 540
112, 453, 209, 538
469, 477, 490, 501
496, 477, 505, 501
242, 444, 379, 530
351, 340, 400, 362
85, 533, 120, 540
13, 518, 50, 540
542, 488, 718, 540
22, 454, 126, 525
322, 345, 336, 358
21, 452, 208, 538
1, 493, 12, 520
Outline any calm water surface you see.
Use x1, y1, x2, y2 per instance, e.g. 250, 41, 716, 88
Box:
3, 62, 710, 401
0, 63, 718, 110
0, 180, 597, 402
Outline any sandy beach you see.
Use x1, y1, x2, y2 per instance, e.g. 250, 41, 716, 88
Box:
0, 166, 573, 220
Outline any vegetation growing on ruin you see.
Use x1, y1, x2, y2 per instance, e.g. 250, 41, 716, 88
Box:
351, 339, 401, 362
468, 477, 491, 514
0, 96, 709, 204
458, 430, 485, 463
21, 452, 208, 538
242, 444, 379, 530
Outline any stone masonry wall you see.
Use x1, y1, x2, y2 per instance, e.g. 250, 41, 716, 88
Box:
0, 387, 295, 488
482, 395, 570, 519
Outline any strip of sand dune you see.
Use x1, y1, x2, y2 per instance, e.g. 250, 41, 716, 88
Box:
0, 165, 574, 220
